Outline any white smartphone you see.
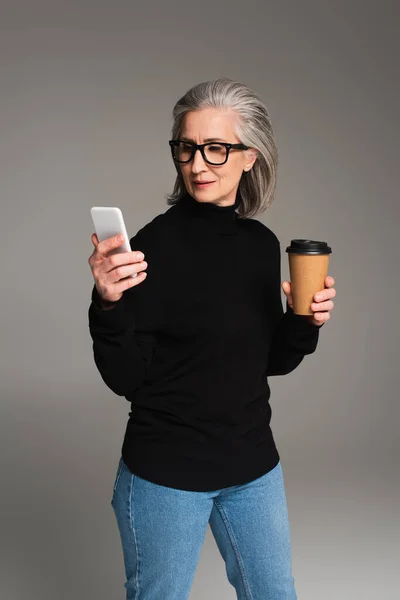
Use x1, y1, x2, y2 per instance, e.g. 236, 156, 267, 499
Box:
90, 206, 137, 278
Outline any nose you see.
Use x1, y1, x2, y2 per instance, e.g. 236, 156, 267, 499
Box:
191, 148, 208, 173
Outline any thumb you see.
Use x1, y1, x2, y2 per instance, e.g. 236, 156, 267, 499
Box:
281, 281, 291, 296
282, 281, 294, 310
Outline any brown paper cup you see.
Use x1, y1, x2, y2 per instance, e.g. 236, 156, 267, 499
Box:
286, 240, 332, 316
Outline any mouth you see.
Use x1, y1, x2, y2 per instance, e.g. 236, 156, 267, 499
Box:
193, 181, 215, 187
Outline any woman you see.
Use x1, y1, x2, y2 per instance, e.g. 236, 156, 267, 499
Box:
88, 77, 336, 599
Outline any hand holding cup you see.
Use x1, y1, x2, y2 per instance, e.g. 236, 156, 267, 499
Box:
284, 239, 335, 326
282, 276, 336, 326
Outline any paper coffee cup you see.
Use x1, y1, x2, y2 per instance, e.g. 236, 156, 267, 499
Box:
286, 239, 332, 315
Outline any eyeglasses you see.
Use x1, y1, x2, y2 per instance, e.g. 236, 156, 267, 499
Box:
169, 139, 249, 166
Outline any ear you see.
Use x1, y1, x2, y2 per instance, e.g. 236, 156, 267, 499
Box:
244, 148, 258, 172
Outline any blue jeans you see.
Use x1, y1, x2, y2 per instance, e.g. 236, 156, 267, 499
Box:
111, 456, 297, 599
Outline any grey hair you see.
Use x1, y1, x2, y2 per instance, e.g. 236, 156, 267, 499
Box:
164, 77, 279, 219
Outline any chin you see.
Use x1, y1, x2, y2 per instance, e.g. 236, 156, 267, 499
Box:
193, 186, 219, 198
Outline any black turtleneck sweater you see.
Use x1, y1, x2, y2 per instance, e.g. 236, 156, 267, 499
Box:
88, 192, 323, 491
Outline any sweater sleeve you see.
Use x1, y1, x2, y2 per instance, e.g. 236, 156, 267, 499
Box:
88, 235, 158, 397
266, 234, 324, 377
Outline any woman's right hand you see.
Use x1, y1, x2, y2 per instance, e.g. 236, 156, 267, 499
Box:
88, 233, 148, 305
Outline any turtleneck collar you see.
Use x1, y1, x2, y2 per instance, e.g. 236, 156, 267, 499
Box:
174, 190, 241, 236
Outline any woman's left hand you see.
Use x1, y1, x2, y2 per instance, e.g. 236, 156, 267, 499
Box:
281, 276, 336, 326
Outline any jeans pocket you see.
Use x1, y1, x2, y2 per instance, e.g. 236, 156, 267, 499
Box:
112, 456, 124, 494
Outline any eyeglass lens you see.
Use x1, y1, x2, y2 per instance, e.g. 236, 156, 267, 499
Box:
174, 142, 227, 164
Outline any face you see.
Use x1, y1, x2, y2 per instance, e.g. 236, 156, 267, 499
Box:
177, 107, 258, 207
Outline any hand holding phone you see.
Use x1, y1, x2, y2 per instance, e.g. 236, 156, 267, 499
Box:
89, 206, 148, 305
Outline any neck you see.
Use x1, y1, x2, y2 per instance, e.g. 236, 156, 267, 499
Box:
175, 190, 241, 236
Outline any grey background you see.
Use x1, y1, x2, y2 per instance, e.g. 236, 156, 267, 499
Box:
1, 1, 398, 598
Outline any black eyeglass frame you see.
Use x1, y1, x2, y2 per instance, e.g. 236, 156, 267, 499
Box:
168, 139, 250, 165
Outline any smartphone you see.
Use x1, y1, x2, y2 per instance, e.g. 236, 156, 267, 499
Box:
90, 206, 137, 278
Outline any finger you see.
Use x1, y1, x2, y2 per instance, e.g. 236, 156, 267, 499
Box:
314, 312, 331, 322
91, 233, 99, 247
97, 234, 125, 256
107, 257, 147, 283
107, 249, 145, 271
311, 300, 334, 312
314, 288, 336, 302
325, 275, 335, 286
